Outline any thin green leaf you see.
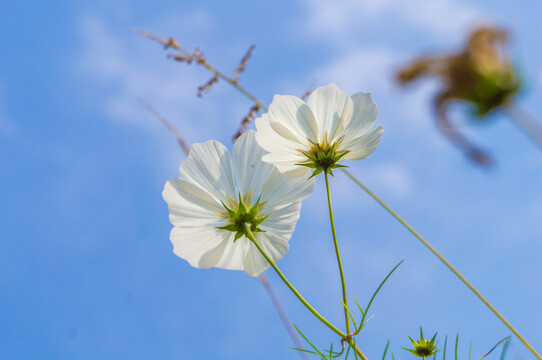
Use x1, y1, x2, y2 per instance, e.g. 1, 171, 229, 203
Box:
382, 340, 390, 360
469, 341, 473, 360
293, 324, 325, 357
340, 299, 358, 332
354, 298, 365, 317
360, 261, 404, 329
500, 338, 510, 360
291, 348, 323, 356
345, 342, 352, 360
455, 334, 459, 360
479, 336, 511, 360
443, 336, 447, 360
353, 338, 359, 360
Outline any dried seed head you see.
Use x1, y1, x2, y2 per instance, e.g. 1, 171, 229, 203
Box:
197, 76, 219, 97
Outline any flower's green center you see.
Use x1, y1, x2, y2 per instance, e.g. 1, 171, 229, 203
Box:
403, 331, 439, 358
217, 193, 269, 241
296, 135, 349, 178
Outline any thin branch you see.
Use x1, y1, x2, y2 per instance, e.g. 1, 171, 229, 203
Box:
135, 29, 267, 110
137, 98, 190, 154
233, 104, 260, 142
232, 45, 255, 84
301, 78, 318, 101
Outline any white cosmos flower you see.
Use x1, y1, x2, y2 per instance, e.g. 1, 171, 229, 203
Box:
255, 83, 384, 177
162, 131, 315, 277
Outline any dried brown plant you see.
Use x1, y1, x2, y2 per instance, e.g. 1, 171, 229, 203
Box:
135, 29, 265, 140
396, 26, 522, 167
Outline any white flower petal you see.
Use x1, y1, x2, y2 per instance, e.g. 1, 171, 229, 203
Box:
214, 236, 248, 271
243, 233, 289, 276
260, 201, 302, 239
307, 83, 354, 142
268, 95, 318, 142
171, 226, 231, 269
256, 115, 308, 177
343, 92, 378, 142
261, 168, 316, 208
179, 140, 237, 202
343, 125, 385, 161
255, 115, 305, 156
163, 179, 222, 228
233, 131, 274, 198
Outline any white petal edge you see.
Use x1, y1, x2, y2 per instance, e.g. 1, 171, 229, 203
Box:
179, 140, 237, 203
232, 131, 275, 198
343, 125, 385, 161
171, 226, 232, 269
343, 92, 378, 142
307, 83, 354, 142
243, 232, 289, 276
260, 167, 315, 209
268, 94, 319, 143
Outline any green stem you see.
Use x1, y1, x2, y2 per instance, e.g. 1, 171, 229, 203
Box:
243, 224, 346, 339
324, 171, 351, 335
341, 168, 542, 360
244, 225, 369, 360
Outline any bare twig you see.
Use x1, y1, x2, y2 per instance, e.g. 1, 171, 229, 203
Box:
197, 76, 219, 97
233, 104, 260, 142
137, 98, 190, 154
232, 45, 255, 84
301, 78, 318, 101
135, 29, 267, 110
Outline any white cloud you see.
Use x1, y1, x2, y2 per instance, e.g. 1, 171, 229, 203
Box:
314, 46, 398, 93
75, 16, 201, 128
72, 12, 252, 151
302, 0, 481, 44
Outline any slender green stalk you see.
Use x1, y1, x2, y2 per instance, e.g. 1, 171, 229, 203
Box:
244, 224, 369, 360
324, 171, 351, 334
341, 168, 542, 360
244, 224, 345, 338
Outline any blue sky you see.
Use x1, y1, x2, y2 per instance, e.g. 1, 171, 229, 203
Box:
1, 0, 541, 359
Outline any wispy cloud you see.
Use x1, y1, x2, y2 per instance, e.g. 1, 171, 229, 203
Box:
301, 0, 481, 45
72, 12, 255, 151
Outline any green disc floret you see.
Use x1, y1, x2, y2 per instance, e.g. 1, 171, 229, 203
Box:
217, 193, 269, 241
403, 327, 439, 358
296, 135, 349, 178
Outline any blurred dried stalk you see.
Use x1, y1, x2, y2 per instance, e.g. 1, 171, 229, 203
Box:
301, 78, 318, 101
232, 45, 255, 84
233, 104, 260, 142
137, 98, 190, 154
135, 29, 265, 140
396, 26, 530, 167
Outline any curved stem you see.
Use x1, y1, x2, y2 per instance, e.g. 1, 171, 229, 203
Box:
341, 168, 542, 360
244, 225, 368, 360
244, 224, 345, 339
324, 171, 350, 334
